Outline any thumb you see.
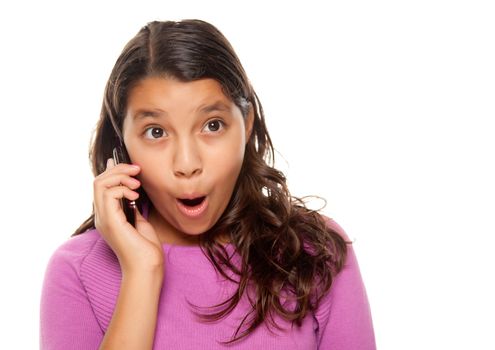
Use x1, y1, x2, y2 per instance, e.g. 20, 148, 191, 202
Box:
134, 207, 162, 246
106, 157, 115, 170
134, 205, 146, 226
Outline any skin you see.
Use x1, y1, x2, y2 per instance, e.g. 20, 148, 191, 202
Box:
94, 77, 253, 349
122, 77, 254, 245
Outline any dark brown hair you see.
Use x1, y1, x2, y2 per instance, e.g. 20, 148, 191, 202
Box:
74, 19, 348, 343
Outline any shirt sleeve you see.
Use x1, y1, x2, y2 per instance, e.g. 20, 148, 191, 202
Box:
316, 219, 376, 350
40, 237, 104, 350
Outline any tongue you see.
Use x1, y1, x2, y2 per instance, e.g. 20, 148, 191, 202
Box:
180, 196, 205, 207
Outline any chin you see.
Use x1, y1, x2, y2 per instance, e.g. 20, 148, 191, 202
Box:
175, 220, 213, 236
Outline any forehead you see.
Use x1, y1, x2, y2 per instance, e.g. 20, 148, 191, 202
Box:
126, 77, 234, 113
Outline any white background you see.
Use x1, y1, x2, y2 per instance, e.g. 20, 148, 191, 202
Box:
1, 0, 494, 349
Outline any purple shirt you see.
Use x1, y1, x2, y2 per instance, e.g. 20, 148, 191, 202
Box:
40, 217, 375, 349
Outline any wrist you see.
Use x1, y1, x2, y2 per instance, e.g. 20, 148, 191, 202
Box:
119, 251, 164, 273
122, 262, 164, 281
122, 269, 164, 293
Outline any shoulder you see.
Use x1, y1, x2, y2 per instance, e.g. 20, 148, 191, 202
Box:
316, 214, 361, 287
320, 214, 351, 241
41, 230, 104, 326
311, 214, 361, 314
40, 230, 113, 346
43, 229, 120, 289
45, 229, 103, 275
42, 229, 122, 331
312, 215, 376, 348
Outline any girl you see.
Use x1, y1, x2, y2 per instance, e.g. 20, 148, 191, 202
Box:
40, 19, 375, 349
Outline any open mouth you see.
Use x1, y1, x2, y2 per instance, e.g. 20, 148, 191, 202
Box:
178, 196, 206, 207
176, 196, 209, 218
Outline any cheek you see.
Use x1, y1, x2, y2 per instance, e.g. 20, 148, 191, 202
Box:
208, 140, 245, 182
133, 155, 166, 193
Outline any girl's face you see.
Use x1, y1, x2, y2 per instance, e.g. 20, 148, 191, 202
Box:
122, 77, 253, 245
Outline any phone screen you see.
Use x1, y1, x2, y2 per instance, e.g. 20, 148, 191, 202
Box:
112, 146, 137, 227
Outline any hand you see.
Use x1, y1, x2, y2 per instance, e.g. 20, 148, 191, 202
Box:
93, 158, 164, 275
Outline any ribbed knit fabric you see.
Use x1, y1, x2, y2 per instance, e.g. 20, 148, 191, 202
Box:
40, 215, 375, 349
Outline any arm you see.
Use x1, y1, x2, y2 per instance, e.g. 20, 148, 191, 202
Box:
41, 160, 163, 349
317, 244, 376, 350
93, 159, 165, 349
99, 267, 163, 350
40, 239, 104, 349
40, 222, 163, 350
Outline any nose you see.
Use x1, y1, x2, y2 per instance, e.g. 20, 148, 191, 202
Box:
173, 138, 203, 178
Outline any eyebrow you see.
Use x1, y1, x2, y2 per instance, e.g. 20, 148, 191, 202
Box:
197, 101, 231, 114
132, 108, 167, 120
132, 101, 231, 121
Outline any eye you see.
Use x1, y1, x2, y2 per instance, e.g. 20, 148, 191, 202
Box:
144, 126, 166, 139
203, 119, 225, 133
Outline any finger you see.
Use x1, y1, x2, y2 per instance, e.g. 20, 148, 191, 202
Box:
94, 168, 141, 192
94, 167, 140, 213
94, 185, 139, 239
120, 176, 141, 190
102, 174, 141, 190
106, 158, 115, 170
102, 186, 140, 205
100, 162, 141, 179
97, 185, 139, 218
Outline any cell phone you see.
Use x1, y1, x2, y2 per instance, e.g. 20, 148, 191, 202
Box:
112, 146, 137, 227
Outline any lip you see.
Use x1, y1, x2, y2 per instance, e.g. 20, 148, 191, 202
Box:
177, 192, 208, 200
176, 196, 208, 218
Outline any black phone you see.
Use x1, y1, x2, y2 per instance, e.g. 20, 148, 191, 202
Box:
112, 146, 137, 227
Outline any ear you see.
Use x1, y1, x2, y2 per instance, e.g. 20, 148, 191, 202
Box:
244, 105, 255, 143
